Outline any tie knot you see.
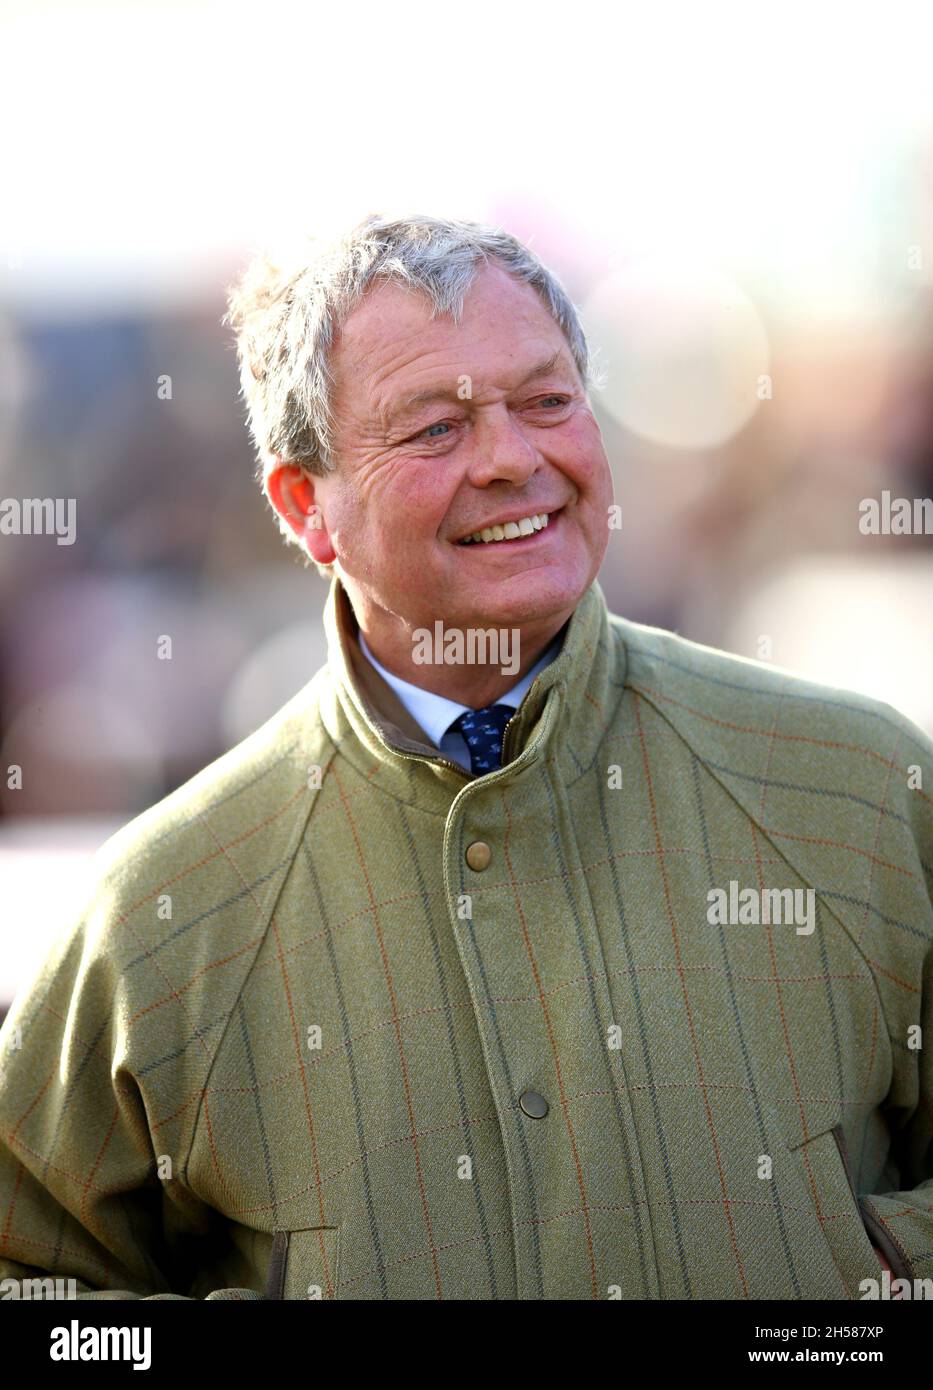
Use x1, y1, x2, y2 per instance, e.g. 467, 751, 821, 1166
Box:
448, 703, 514, 776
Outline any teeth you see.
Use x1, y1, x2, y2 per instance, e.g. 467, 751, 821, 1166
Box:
460, 512, 552, 545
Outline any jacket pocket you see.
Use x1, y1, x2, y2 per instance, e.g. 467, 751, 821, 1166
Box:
828, 1125, 913, 1285
785, 1125, 885, 1299
264, 1226, 340, 1300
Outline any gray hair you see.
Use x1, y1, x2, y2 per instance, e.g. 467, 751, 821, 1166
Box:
222, 212, 603, 561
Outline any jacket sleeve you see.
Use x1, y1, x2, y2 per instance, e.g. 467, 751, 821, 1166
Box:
856, 944, 933, 1288
0, 854, 262, 1302
855, 713, 933, 1289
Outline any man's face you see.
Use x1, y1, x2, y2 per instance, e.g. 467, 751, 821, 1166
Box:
275, 260, 613, 638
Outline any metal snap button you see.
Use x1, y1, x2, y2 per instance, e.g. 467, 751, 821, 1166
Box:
519, 1090, 549, 1119
465, 841, 491, 871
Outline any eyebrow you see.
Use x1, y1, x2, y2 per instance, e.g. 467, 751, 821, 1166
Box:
383, 349, 570, 429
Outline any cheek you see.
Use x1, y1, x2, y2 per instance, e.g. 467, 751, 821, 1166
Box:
334, 464, 442, 544
556, 420, 610, 494
389, 466, 457, 535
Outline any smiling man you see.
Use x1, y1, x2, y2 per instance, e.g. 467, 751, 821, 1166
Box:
265, 250, 613, 716
0, 214, 931, 1302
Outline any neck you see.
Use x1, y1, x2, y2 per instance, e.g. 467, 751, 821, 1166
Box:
348, 594, 572, 707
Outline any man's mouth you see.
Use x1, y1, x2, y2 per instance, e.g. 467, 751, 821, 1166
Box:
456, 507, 562, 546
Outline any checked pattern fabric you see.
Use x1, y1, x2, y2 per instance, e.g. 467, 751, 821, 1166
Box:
0, 574, 932, 1301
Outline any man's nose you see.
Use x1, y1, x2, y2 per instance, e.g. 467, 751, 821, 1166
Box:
463, 409, 542, 488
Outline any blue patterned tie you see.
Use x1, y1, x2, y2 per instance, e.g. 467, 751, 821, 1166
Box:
449, 704, 514, 776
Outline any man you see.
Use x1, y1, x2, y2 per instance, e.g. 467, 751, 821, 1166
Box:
0, 214, 930, 1301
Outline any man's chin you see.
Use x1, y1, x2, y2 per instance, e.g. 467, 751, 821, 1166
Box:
446, 568, 589, 630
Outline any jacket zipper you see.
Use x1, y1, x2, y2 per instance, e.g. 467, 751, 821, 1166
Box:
376, 711, 530, 781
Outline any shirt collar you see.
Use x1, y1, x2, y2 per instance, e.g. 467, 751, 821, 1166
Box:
356, 628, 561, 750
317, 571, 618, 806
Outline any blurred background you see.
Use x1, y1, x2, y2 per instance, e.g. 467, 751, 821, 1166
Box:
1, 0, 932, 1011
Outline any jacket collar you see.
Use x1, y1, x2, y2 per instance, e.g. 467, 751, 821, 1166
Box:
317, 571, 625, 810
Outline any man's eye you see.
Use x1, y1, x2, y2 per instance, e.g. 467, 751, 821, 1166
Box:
410, 398, 567, 444
407, 420, 454, 444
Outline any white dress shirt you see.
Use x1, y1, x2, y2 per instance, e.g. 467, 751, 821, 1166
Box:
357, 629, 562, 772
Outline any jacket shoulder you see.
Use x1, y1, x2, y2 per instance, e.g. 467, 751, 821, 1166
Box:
83, 670, 335, 989
610, 613, 933, 894
609, 614, 933, 986
6, 675, 334, 1141
99, 674, 331, 874
611, 612, 933, 774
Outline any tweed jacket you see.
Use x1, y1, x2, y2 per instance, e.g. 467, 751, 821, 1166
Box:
1, 574, 932, 1301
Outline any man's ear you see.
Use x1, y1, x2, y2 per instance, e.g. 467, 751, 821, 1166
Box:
265, 458, 337, 567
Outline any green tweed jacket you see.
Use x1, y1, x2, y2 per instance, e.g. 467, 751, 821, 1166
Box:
1, 575, 932, 1301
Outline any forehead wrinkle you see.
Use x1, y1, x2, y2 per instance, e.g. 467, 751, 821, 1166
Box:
358, 338, 451, 433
